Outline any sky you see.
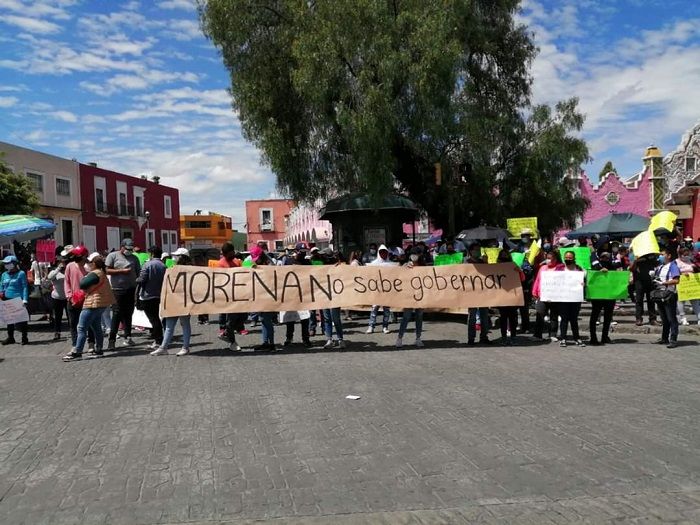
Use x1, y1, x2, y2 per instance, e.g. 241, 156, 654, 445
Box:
1, 0, 700, 227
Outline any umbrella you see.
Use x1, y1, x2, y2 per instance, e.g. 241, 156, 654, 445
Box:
457, 225, 511, 241
565, 213, 650, 239
0, 215, 56, 244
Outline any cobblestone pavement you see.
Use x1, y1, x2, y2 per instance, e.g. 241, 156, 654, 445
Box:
1, 314, 700, 524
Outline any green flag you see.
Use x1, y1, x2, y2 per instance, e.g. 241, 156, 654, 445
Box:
585, 271, 630, 300
511, 252, 525, 267
434, 253, 463, 266
559, 247, 592, 270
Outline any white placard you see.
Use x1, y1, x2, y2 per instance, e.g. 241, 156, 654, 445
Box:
132, 308, 153, 329
540, 271, 585, 303
0, 298, 30, 326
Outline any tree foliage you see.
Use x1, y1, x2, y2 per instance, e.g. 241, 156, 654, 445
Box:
598, 160, 617, 180
0, 153, 40, 215
201, 0, 590, 234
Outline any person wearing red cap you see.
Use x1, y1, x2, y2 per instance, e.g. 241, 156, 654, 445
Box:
63, 246, 95, 350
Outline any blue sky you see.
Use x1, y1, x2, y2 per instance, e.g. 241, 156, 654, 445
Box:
1, 0, 700, 227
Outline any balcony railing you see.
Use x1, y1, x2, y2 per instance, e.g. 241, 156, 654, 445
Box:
94, 202, 145, 218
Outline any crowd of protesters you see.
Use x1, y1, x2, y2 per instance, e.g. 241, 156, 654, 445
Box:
1, 230, 699, 361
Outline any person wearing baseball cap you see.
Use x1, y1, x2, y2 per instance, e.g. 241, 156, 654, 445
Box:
64, 245, 95, 350
105, 238, 142, 349
136, 245, 166, 351
0, 255, 30, 345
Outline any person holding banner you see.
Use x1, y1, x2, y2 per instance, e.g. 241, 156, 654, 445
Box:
0, 255, 30, 345
366, 245, 394, 334
106, 238, 141, 350
676, 247, 700, 325
151, 250, 194, 356
250, 246, 278, 351
136, 246, 166, 350
653, 248, 681, 348
631, 253, 659, 327
558, 251, 586, 347
496, 250, 525, 346
396, 247, 426, 348
532, 251, 563, 342
283, 249, 312, 348
465, 243, 491, 345
589, 252, 620, 345
322, 250, 346, 349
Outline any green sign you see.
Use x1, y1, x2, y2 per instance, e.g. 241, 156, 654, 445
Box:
311, 260, 324, 266
135, 252, 149, 266
511, 252, 525, 267
559, 247, 592, 270
434, 253, 464, 266
585, 271, 630, 300
242, 259, 254, 268
165, 259, 176, 268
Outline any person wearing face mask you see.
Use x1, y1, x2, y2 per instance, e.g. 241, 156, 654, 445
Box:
63, 245, 95, 350
532, 250, 564, 342
136, 245, 166, 350
558, 252, 585, 347
589, 251, 621, 345
494, 250, 525, 346
630, 252, 659, 327
105, 238, 141, 350
0, 255, 30, 345
62, 254, 115, 361
362, 243, 378, 265
395, 247, 426, 348
652, 248, 681, 348
366, 245, 395, 334
249, 246, 278, 351
675, 247, 699, 326
47, 256, 68, 341
464, 242, 491, 345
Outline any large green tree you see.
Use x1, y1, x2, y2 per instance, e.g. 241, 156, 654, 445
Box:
0, 154, 40, 215
201, 0, 589, 234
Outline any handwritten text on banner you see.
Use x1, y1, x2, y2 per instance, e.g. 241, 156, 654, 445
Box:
160, 264, 525, 317
539, 271, 585, 303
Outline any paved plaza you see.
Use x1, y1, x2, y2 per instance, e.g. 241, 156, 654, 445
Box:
1, 314, 700, 524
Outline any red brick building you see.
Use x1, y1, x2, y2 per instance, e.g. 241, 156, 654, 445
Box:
79, 163, 180, 253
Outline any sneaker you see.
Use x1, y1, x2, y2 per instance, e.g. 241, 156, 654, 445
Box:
122, 338, 135, 347
150, 347, 168, 356
395, 337, 403, 348
107, 340, 116, 351
550, 336, 558, 343
681, 318, 689, 326
365, 327, 374, 334
382, 327, 390, 334
91, 350, 104, 358
559, 340, 567, 347
336, 340, 347, 350
218, 329, 228, 340
148, 342, 159, 350
575, 339, 586, 347
62, 351, 82, 361
87, 343, 95, 352
414, 338, 424, 348
229, 342, 242, 352
176, 348, 190, 356
323, 339, 334, 349
238, 329, 249, 336
667, 341, 678, 349
654, 338, 669, 345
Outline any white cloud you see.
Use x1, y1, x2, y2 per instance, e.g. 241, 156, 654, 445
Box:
160, 19, 202, 41
158, 0, 196, 10
1, 14, 61, 33
0, 0, 72, 20
50, 110, 78, 122
0, 96, 19, 107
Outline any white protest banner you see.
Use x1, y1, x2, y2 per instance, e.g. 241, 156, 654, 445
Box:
0, 297, 30, 326
539, 271, 585, 303
160, 263, 525, 317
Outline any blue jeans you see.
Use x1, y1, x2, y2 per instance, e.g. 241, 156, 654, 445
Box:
76, 307, 105, 353
162, 316, 192, 349
260, 312, 276, 344
308, 310, 319, 332
322, 308, 344, 340
398, 309, 423, 338
369, 306, 390, 329
101, 308, 111, 331
467, 307, 490, 342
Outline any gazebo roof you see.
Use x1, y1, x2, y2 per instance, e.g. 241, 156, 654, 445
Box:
319, 193, 418, 220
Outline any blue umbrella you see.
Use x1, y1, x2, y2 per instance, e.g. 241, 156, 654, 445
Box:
0, 215, 57, 244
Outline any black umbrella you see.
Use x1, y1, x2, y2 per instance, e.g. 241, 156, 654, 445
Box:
457, 226, 511, 241
565, 213, 650, 239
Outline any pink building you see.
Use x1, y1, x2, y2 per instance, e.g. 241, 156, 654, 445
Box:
245, 199, 295, 251
284, 202, 332, 248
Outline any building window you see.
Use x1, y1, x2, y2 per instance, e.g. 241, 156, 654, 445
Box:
164, 195, 172, 219
185, 221, 211, 228
162, 231, 169, 247
170, 232, 177, 246
260, 209, 273, 231
686, 157, 697, 172
95, 188, 105, 213
26, 172, 43, 192
119, 192, 128, 216
605, 191, 620, 206
135, 196, 144, 217
275, 240, 284, 251
56, 178, 70, 196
